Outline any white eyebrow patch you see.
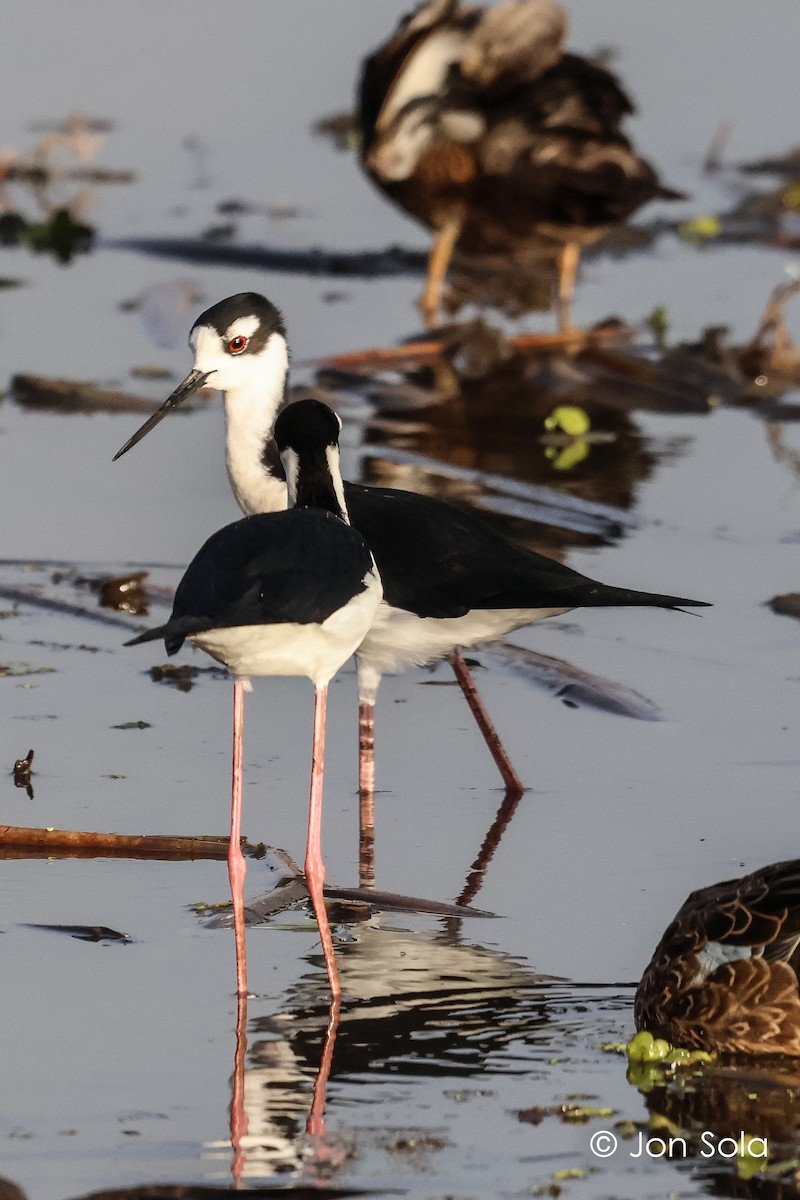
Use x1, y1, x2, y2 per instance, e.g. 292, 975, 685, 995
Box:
225, 314, 261, 341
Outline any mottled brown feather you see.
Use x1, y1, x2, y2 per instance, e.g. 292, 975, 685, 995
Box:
635, 859, 800, 1055
358, 1, 681, 252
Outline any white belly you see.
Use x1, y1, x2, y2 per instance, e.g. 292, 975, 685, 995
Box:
356, 600, 572, 687
190, 573, 382, 688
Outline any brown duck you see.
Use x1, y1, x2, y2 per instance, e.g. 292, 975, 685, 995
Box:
635, 859, 800, 1056
359, 0, 683, 329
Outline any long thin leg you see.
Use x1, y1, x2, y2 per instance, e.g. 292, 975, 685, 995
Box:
229, 989, 249, 1184
557, 241, 581, 333
230, 679, 248, 998
358, 700, 376, 890
305, 683, 341, 998
306, 992, 342, 1137
420, 214, 462, 327
449, 650, 525, 794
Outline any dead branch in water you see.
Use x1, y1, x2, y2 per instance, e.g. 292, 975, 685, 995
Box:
0, 824, 262, 861
303, 323, 629, 370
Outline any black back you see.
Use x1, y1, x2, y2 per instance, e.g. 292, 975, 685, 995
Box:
343, 481, 704, 617
127, 509, 374, 655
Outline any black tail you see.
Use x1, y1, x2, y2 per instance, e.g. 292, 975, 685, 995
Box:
124, 625, 171, 648
578, 583, 710, 611
125, 615, 208, 654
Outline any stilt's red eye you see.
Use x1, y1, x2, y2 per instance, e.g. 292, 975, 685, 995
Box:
228, 335, 248, 354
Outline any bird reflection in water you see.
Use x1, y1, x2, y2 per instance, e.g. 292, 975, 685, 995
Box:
222, 776, 529, 1185
325, 322, 680, 561
632, 1060, 800, 1196
225, 925, 548, 1186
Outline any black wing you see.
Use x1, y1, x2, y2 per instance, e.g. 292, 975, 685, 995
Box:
345, 482, 706, 618
127, 509, 374, 654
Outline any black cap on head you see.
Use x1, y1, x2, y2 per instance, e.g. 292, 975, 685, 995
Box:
192, 292, 286, 351
274, 398, 341, 455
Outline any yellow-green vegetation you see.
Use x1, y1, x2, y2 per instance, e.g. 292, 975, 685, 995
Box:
542, 405, 593, 470
544, 405, 591, 436
625, 1031, 713, 1091
678, 215, 722, 243
626, 1030, 712, 1064
530, 1166, 595, 1197
737, 1133, 770, 1182
556, 1103, 615, 1123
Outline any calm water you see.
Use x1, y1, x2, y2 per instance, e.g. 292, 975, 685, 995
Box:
2, 3, 800, 1198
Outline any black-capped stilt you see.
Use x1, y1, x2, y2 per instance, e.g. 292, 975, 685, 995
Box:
115, 293, 709, 888
125, 399, 382, 996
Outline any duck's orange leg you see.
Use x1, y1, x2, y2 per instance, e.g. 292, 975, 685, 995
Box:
557, 241, 581, 332
420, 214, 462, 327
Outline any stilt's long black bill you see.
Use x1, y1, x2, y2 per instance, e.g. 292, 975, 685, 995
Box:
112, 368, 213, 461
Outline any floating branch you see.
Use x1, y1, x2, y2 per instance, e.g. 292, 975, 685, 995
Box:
303, 323, 628, 370
0, 824, 261, 861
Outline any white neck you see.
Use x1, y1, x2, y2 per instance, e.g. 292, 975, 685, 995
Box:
281, 444, 350, 524
222, 340, 289, 516
326, 445, 349, 523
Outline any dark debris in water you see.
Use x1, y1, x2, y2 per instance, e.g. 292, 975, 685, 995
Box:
49, 568, 153, 617
22, 208, 94, 264
630, 1056, 800, 1193
69, 1186, 391, 1200
98, 572, 149, 616
204, 852, 496, 928
109, 235, 427, 279
12, 375, 164, 415
148, 663, 227, 691
0, 206, 94, 264
768, 592, 800, 621
22, 923, 131, 944
12, 749, 34, 799
740, 145, 800, 178
0, 662, 55, 677
488, 643, 663, 720
28, 640, 104, 653
318, 290, 800, 422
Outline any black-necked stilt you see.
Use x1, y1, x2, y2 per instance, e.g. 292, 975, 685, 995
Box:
358, 0, 683, 327
115, 292, 708, 886
125, 399, 383, 997
634, 859, 800, 1056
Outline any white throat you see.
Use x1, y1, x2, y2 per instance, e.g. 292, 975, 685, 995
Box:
222, 336, 290, 516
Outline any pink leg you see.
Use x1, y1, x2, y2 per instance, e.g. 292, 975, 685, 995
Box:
449, 650, 525, 794
358, 700, 376, 890
229, 679, 248, 998
306, 992, 341, 1137
229, 989, 249, 1184
305, 684, 341, 998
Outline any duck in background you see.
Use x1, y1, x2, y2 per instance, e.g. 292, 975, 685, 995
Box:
359, 0, 684, 329
634, 859, 800, 1056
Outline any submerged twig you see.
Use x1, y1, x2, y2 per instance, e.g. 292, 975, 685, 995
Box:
303, 323, 628, 370
0, 584, 140, 630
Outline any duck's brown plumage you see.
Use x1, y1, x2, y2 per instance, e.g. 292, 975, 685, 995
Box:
635, 859, 800, 1056
358, 0, 683, 324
